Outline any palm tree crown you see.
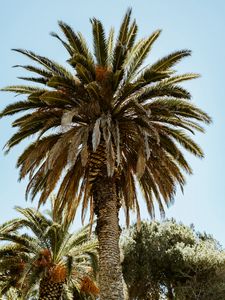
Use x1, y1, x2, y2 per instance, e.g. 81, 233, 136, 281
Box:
0, 9, 211, 225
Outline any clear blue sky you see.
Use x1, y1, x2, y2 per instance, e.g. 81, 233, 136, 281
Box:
0, 1, 225, 244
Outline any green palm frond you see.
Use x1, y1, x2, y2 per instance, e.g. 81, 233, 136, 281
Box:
91, 18, 107, 66
12, 49, 73, 79
0, 101, 43, 118
0, 233, 38, 253
50, 31, 74, 56
126, 19, 138, 50
0, 85, 47, 95
163, 128, 204, 157
0, 219, 24, 234
113, 8, 133, 72
106, 28, 114, 68
159, 73, 200, 85
149, 49, 191, 71
137, 84, 192, 102
17, 76, 48, 84
58, 21, 85, 54
68, 54, 95, 81
123, 30, 161, 81
58, 21, 95, 64
13, 64, 52, 78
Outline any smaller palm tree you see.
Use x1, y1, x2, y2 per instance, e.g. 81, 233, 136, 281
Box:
0, 205, 99, 300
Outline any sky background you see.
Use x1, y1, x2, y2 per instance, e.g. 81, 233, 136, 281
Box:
0, 1, 225, 244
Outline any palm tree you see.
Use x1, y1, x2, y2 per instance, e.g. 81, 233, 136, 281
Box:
0, 206, 98, 300
0, 8, 211, 299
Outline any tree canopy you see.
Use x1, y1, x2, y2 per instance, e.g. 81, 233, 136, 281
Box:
122, 220, 225, 300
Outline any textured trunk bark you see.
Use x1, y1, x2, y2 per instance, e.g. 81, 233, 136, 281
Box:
93, 175, 124, 300
39, 278, 63, 300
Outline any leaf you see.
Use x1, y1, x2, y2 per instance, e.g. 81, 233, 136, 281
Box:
126, 19, 138, 49
18, 76, 48, 84
28, 91, 45, 103
124, 30, 161, 81
137, 85, 191, 102
76, 64, 93, 84
113, 8, 132, 72
86, 81, 101, 101
50, 31, 74, 55
91, 18, 107, 66
160, 73, 200, 86
136, 149, 146, 178
0, 101, 41, 118
81, 144, 89, 167
106, 27, 115, 67
13, 64, 52, 78
58, 21, 85, 54
61, 109, 77, 127
135, 197, 141, 231
47, 75, 80, 89
92, 118, 101, 152
144, 132, 151, 160
12, 49, 74, 79
81, 128, 89, 166
0, 85, 46, 95
149, 49, 191, 71
165, 128, 204, 157
68, 54, 95, 80
67, 130, 82, 168
40, 91, 73, 106
46, 138, 67, 171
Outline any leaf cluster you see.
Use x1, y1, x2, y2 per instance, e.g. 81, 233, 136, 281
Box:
121, 220, 225, 300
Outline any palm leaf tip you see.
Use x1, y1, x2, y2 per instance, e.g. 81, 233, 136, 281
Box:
91, 18, 107, 66
150, 49, 192, 72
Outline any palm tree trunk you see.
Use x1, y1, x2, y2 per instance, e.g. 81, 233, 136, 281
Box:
39, 278, 63, 300
93, 175, 124, 300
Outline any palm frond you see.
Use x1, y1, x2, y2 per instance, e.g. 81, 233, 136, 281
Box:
13, 64, 52, 78
0, 85, 47, 95
106, 28, 114, 68
50, 31, 74, 55
18, 76, 48, 84
91, 18, 107, 66
113, 8, 132, 72
12, 49, 73, 79
124, 30, 161, 81
149, 49, 191, 71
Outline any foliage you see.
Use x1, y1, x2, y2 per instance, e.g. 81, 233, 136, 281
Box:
0, 9, 211, 226
122, 220, 225, 299
0, 287, 37, 300
0, 204, 98, 299
0, 9, 211, 299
